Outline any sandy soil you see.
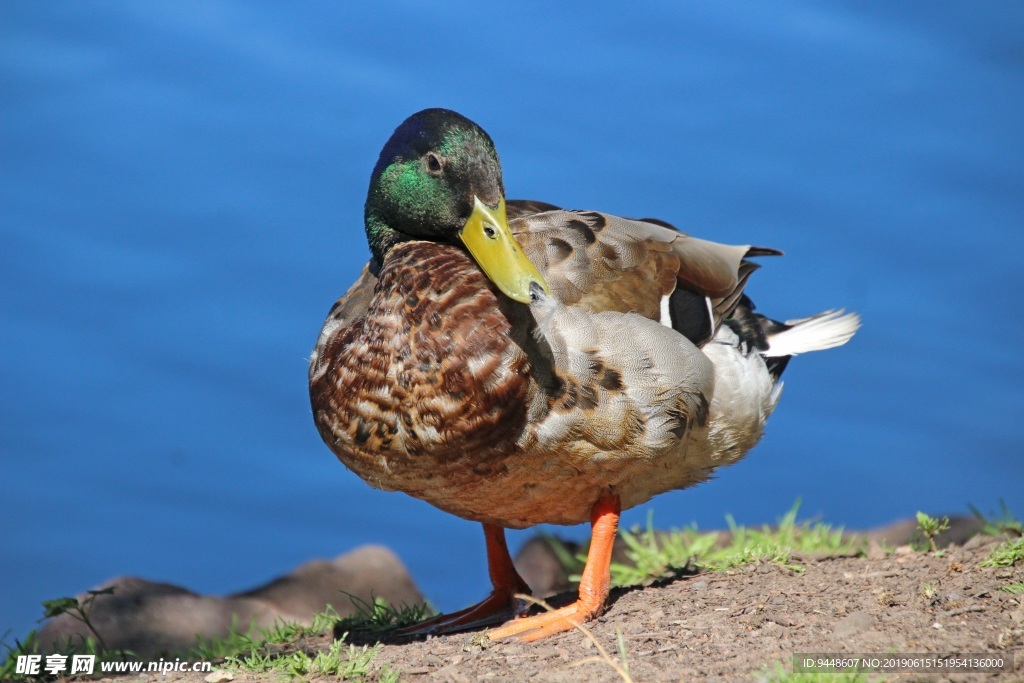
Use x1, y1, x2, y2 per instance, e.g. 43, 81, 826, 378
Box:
85, 533, 1022, 682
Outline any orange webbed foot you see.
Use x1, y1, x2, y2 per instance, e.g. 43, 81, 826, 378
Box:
487, 599, 597, 642
489, 492, 621, 643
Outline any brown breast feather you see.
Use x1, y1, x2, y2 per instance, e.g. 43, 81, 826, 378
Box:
309, 242, 535, 500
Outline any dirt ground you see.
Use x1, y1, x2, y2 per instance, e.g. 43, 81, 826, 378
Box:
87, 533, 1022, 682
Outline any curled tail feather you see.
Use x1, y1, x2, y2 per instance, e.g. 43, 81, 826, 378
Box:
764, 309, 861, 358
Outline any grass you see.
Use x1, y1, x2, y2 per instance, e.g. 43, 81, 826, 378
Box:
761, 661, 883, 682
573, 501, 863, 589
980, 536, 1024, 568
0, 589, 133, 682
968, 501, 1023, 574
226, 634, 398, 681
584, 501, 1019, 589
40, 589, 116, 653
969, 499, 1023, 536
914, 511, 950, 552
334, 594, 434, 635
212, 604, 407, 681
1, 596, 405, 682
0, 630, 63, 683
190, 615, 259, 661
189, 609, 339, 663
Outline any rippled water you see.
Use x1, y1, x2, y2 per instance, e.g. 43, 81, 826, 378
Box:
3, 2, 1022, 640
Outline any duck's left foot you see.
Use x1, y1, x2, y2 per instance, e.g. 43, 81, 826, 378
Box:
392, 522, 530, 638
392, 589, 525, 638
489, 491, 621, 643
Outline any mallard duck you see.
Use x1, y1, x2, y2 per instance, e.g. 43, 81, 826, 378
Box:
309, 108, 859, 642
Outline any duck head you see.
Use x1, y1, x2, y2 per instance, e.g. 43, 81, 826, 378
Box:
364, 108, 548, 303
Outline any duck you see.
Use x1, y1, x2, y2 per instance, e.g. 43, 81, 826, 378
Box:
308, 108, 859, 642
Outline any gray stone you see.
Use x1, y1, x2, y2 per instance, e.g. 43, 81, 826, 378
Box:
38, 544, 423, 658
234, 544, 423, 620
513, 536, 580, 598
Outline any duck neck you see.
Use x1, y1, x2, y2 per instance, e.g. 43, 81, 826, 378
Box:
363, 207, 405, 265
364, 187, 419, 266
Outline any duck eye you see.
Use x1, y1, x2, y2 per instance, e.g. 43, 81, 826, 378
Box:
425, 153, 443, 175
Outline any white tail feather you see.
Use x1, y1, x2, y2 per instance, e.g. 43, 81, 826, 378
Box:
764, 309, 860, 357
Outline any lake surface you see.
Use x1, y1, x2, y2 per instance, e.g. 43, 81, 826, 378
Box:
3, 2, 1022, 641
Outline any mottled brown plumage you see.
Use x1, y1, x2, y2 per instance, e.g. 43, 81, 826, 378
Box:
309, 109, 858, 640
311, 241, 535, 523
308, 207, 766, 527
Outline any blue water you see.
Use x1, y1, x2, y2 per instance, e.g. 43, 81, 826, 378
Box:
3, 2, 1022, 642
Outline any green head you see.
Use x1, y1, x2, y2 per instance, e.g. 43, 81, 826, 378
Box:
363, 108, 548, 303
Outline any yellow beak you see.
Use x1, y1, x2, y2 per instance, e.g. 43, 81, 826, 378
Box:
458, 197, 550, 304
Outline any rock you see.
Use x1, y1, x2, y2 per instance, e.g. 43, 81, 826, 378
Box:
513, 536, 580, 598
234, 544, 422, 620
38, 544, 423, 659
962, 533, 989, 551
38, 577, 276, 658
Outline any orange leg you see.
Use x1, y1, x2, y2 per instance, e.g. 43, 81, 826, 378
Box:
489, 492, 621, 642
393, 522, 530, 637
